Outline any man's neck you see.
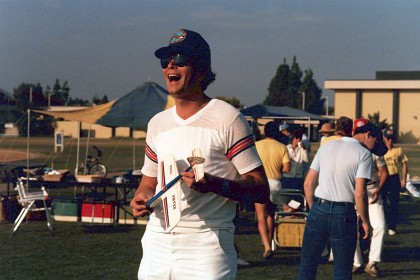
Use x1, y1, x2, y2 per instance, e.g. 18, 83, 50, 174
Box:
175, 94, 211, 120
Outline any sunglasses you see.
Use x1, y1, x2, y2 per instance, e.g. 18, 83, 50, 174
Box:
160, 54, 190, 69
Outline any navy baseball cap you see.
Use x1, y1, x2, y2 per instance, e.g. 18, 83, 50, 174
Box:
154, 29, 211, 66
383, 128, 395, 139
353, 119, 388, 156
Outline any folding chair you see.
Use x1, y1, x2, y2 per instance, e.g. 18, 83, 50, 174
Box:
273, 189, 308, 250
12, 179, 53, 235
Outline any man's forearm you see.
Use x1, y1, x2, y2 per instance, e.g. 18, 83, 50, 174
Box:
195, 168, 270, 204
355, 187, 370, 226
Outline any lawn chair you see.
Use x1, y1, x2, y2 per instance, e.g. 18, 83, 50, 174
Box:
273, 189, 308, 250
12, 179, 53, 235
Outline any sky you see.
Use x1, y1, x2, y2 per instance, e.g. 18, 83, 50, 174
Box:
1, 0, 420, 108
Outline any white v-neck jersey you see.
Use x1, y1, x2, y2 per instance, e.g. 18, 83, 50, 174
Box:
141, 99, 262, 233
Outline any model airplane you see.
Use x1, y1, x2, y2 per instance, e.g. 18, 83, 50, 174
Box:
146, 149, 205, 231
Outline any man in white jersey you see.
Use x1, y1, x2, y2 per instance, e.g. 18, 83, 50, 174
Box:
130, 29, 269, 280
298, 122, 386, 280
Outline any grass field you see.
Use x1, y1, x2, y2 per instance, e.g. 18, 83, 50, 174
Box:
1, 137, 420, 279
1, 198, 419, 279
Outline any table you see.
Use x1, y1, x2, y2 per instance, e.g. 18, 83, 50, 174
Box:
27, 178, 139, 203
26, 178, 140, 226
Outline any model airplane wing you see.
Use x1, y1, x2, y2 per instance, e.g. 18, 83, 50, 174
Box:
159, 155, 181, 231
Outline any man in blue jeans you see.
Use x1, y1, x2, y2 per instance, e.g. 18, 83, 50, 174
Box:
298, 122, 387, 279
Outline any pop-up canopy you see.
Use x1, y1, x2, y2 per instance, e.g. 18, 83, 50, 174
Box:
34, 81, 174, 130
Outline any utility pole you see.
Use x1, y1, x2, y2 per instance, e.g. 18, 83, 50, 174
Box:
302, 91, 305, 110
325, 96, 329, 116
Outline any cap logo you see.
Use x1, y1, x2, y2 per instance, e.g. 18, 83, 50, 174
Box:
170, 30, 187, 44
356, 120, 366, 128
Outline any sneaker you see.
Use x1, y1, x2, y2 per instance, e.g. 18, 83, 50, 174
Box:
388, 229, 396, 236
237, 258, 250, 266
364, 263, 379, 277
352, 265, 362, 273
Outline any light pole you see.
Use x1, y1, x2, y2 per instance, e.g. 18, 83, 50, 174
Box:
325, 96, 329, 116
47, 89, 64, 107
302, 91, 305, 110
48, 91, 54, 107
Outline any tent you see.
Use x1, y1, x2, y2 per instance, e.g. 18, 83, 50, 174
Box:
240, 104, 332, 141
32, 81, 175, 172
240, 104, 327, 120
33, 81, 175, 131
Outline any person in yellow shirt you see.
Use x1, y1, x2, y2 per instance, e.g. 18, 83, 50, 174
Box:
381, 128, 408, 236
320, 116, 353, 146
255, 121, 290, 259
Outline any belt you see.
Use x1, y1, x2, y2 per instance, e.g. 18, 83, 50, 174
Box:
314, 197, 353, 207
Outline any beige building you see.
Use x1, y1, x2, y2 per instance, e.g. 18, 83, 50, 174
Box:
325, 71, 420, 143
48, 106, 146, 139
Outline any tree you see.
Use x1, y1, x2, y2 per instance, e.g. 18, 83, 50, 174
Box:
100, 95, 109, 104
288, 56, 303, 108
301, 69, 323, 114
51, 79, 70, 106
68, 97, 91, 106
12, 82, 54, 136
264, 58, 289, 106
92, 94, 101, 105
367, 112, 390, 130
264, 57, 324, 114
216, 96, 244, 109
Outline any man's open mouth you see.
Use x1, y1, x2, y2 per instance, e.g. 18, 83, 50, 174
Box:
168, 74, 181, 82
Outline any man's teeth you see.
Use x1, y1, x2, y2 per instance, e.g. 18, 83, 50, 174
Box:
168, 74, 181, 82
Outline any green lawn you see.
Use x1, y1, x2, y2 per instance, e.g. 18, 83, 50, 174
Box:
1, 198, 419, 279
1, 137, 420, 279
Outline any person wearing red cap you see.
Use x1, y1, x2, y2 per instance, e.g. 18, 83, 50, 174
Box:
298, 119, 386, 279
381, 127, 408, 236
351, 119, 388, 277
130, 29, 269, 280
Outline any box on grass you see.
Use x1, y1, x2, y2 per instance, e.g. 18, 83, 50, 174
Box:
51, 198, 81, 222
81, 202, 115, 224
118, 205, 148, 225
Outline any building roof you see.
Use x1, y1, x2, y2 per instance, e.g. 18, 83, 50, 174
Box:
325, 80, 420, 90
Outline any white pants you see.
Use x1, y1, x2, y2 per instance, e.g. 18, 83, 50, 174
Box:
138, 229, 237, 280
354, 189, 386, 266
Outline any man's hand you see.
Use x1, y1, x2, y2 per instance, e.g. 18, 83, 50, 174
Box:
369, 190, 379, 204
181, 169, 212, 193
130, 175, 157, 217
400, 178, 406, 188
361, 221, 370, 239
130, 192, 153, 217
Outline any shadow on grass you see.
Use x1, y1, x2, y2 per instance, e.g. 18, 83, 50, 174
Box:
380, 268, 420, 277
238, 254, 302, 270
382, 245, 420, 263
82, 224, 138, 234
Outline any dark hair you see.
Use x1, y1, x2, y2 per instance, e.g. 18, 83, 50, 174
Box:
291, 130, 303, 141
336, 116, 353, 136
198, 64, 216, 91
264, 121, 280, 139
